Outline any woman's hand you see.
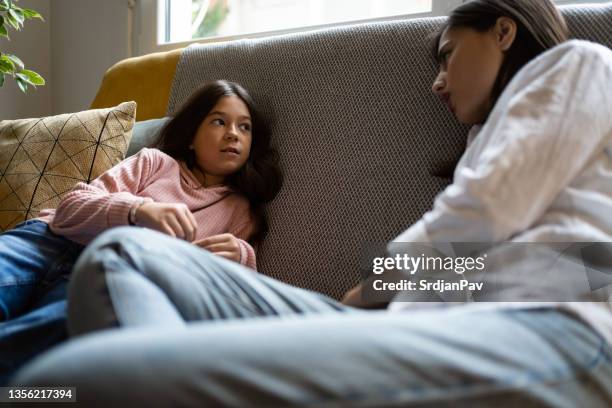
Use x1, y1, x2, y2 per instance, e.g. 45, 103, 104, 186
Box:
135, 202, 197, 241
194, 233, 242, 263
342, 281, 390, 309
341, 283, 364, 306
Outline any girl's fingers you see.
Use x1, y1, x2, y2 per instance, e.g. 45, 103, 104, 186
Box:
194, 235, 240, 263
212, 251, 236, 261
201, 242, 234, 252
184, 208, 198, 240
159, 221, 176, 238
175, 210, 196, 242
164, 215, 186, 240
196, 233, 232, 247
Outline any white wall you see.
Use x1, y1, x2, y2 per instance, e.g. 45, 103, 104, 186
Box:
50, 0, 130, 115
0, 0, 51, 120
0, 0, 130, 120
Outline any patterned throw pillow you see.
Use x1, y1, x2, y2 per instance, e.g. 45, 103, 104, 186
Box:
0, 101, 136, 232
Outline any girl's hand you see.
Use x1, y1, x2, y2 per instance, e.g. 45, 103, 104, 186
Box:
194, 233, 242, 263
135, 202, 197, 241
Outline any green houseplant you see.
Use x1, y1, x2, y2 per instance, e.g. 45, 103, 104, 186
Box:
0, 0, 44, 92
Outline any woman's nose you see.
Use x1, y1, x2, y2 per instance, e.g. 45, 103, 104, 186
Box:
432, 73, 446, 95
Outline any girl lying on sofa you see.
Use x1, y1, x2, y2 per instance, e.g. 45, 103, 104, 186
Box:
0, 80, 282, 384
13, 0, 612, 406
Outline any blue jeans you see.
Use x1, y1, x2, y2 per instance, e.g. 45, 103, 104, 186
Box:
13, 227, 612, 407
0, 220, 83, 385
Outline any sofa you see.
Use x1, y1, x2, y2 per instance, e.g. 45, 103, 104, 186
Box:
90, 3, 612, 301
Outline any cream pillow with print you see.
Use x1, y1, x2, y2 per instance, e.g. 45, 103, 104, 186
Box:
0, 101, 136, 231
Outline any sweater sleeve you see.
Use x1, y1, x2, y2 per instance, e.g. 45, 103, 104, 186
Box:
231, 214, 257, 270
393, 41, 612, 246
49, 148, 157, 244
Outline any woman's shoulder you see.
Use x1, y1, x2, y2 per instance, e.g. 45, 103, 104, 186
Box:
547, 39, 612, 62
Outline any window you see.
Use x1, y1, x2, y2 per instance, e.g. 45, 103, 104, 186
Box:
136, 0, 463, 54
135, 0, 610, 55
162, 0, 434, 44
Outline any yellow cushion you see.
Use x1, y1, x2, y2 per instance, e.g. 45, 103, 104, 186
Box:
91, 49, 182, 121
0, 102, 136, 231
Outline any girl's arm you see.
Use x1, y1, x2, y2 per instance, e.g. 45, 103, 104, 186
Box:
392, 41, 612, 245
49, 148, 157, 244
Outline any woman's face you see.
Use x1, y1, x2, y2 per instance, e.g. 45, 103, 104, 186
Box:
190, 95, 253, 186
432, 18, 516, 125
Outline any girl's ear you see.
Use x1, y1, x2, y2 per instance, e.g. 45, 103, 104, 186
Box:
495, 17, 517, 51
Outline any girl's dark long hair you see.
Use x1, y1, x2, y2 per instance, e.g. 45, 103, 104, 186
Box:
153, 80, 283, 242
431, 0, 568, 115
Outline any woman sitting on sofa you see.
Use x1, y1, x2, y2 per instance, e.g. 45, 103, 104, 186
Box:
13, 0, 612, 406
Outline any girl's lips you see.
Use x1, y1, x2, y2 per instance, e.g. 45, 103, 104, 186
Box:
221, 147, 240, 155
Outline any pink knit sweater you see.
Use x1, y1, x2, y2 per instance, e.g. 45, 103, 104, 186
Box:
36, 148, 257, 269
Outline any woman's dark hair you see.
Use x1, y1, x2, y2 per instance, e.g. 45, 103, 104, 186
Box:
154, 80, 283, 242
431, 0, 568, 112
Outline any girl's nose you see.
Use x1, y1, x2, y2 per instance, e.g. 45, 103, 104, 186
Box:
432, 73, 446, 95
225, 126, 239, 140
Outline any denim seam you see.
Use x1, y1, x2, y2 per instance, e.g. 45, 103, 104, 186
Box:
0, 277, 38, 287
298, 338, 612, 407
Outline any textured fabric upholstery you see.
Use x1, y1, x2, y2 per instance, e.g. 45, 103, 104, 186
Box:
167, 4, 612, 300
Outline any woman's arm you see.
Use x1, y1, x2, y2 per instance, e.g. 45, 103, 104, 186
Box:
50, 148, 156, 244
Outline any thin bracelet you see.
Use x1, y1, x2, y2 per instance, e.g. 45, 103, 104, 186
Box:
128, 199, 146, 226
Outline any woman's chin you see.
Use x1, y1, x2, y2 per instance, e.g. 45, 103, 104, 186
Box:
455, 110, 485, 126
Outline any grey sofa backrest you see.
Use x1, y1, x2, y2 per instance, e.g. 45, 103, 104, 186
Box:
167, 3, 612, 300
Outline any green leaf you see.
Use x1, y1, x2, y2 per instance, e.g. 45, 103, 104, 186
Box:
8, 8, 23, 26
5, 11, 19, 30
20, 69, 44, 85
16, 76, 27, 93
0, 1, 8, 12
0, 54, 15, 71
0, 24, 7, 39
6, 54, 23, 71
0, 57, 13, 73
21, 8, 42, 21
0, 73, 4, 87
15, 71, 29, 84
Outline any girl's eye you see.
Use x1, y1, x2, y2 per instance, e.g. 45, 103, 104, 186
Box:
212, 118, 224, 126
240, 123, 252, 132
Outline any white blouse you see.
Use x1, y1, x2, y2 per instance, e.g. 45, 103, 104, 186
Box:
389, 40, 612, 343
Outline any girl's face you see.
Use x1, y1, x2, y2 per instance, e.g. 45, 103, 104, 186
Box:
432, 18, 516, 125
190, 95, 253, 186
